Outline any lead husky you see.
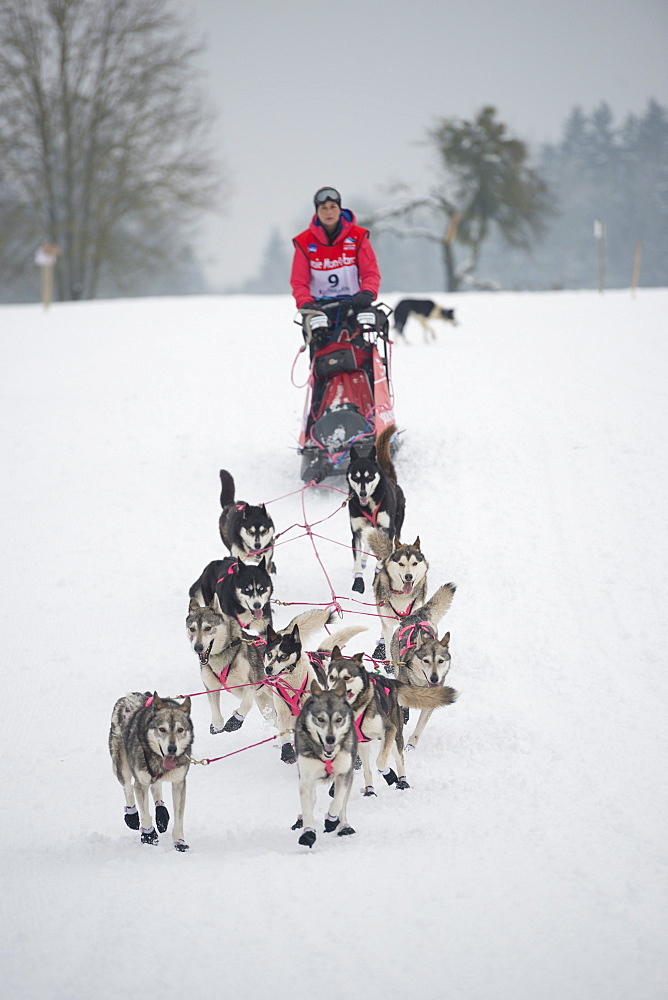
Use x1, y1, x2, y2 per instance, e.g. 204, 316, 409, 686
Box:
365, 529, 429, 666
186, 602, 335, 734
263, 621, 367, 764
218, 469, 276, 572
347, 423, 405, 593
327, 648, 457, 795
292, 681, 358, 849
189, 556, 273, 636
109, 692, 194, 851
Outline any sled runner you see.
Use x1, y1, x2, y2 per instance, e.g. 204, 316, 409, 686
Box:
296, 299, 397, 483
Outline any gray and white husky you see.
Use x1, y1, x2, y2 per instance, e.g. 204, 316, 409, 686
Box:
388, 582, 458, 751
109, 692, 194, 851
365, 529, 429, 666
263, 620, 367, 764
292, 681, 358, 849
327, 647, 457, 796
186, 602, 336, 735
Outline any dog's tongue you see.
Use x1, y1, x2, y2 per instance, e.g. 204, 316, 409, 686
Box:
402, 581, 412, 594
252, 608, 264, 620
163, 755, 177, 771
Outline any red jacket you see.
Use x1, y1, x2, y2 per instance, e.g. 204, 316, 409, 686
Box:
290, 209, 381, 308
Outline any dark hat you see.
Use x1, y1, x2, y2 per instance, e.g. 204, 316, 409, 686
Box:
314, 187, 341, 208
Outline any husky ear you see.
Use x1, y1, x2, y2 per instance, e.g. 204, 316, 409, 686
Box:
179, 696, 191, 714
413, 536, 421, 549
258, 556, 266, 572
330, 645, 342, 660
151, 692, 163, 709
440, 631, 450, 646
259, 503, 268, 515
291, 624, 301, 641
349, 447, 359, 463
352, 652, 365, 664
368, 445, 377, 461
310, 680, 324, 696
266, 624, 278, 642
212, 592, 223, 615
188, 597, 202, 613
415, 632, 424, 649
333, 679, 347, 698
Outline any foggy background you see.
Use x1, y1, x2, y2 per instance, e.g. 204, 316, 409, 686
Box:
182, 0, 668, 291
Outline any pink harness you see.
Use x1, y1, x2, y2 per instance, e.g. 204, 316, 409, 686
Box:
358, 501, 381, 527
272, 674, 309, 717
395, 620, 436, 659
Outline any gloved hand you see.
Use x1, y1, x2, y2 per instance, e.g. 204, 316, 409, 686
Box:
352, 290, 374, 312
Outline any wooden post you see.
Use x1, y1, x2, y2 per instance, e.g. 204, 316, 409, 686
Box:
34, 243, 62, 309
631, 240, 642, 298
594, 220, 605, 293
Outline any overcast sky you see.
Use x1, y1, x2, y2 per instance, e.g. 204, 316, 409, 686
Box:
183, 0, 668, 291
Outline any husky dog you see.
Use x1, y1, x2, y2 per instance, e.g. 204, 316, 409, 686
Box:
109, 692, 193, 851
219, 469, 276, 572
365, 529, 429, 665
263, 621, 367, 764
189, 556, 273, 636
327, 648, 457, 796
393, 298, 457, 344
292, 681, 358, 848
389, 582, 458, 749
186, 602, 334, 735
347, 423, 405, 594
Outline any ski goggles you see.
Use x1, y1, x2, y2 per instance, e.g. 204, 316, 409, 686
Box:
314, 187, 341, 207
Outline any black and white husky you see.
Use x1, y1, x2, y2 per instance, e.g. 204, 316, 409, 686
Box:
189, 556, 273, 635
263, 620, 366, 764
346, 423, 405, 593
327, 647, 457, 796
109, 692, 194, 851
389, 583, 458, 750
365, 529, 429, 665
292, 681, 358, 849
219, 469, 276, 572
393, 298, 457, 343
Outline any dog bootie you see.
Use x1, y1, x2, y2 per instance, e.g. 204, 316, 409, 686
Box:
280, 742, 296, 764
352, 575, 365, 594
337, 825, 355, 836
291, 815, 304, 830
324, 813, 340, 833
362, 786, 377, 797
223, 712, 244, 732
140, 826, 159, 845
210, 723, 226, 735
298, 828, 317, 849
124, 806, 139, 830
173, 840, 189, 852
155, 803, 170, 833
372, 639, 386, 660
396, 777, 410, 790
380, 768, 398, 786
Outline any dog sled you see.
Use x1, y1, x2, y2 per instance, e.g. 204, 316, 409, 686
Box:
295, 299, 397, 483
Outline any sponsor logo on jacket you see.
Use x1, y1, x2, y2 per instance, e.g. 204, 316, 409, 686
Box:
311, 254, 357, 270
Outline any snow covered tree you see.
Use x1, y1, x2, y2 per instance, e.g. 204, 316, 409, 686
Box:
0, 0, 221, 300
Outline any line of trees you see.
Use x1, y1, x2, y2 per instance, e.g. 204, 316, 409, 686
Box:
0, 0, 221, 302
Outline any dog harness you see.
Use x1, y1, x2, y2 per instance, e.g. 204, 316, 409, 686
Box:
381, 597, 416, 619
353, 675, 393, 742
271, 674, 309, 717
356, 500, 382, 527
395, 620, 436, 660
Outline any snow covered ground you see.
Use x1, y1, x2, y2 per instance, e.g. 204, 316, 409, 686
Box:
2, 288, 666, 1000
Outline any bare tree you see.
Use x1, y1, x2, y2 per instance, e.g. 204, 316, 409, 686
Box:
0, 0, 221, 300
366, 107, 551, 292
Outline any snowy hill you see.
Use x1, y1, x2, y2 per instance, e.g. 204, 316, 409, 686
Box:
2, 289, 666, 1000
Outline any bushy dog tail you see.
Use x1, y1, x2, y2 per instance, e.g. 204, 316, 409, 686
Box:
396, 684, 459, 709
365, 527, 392, 561
319, 625, 367, 652
284, 607, 337, 643
417, 582, 457, 625
219, 469, 235, 508
375, 424, 397, 483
